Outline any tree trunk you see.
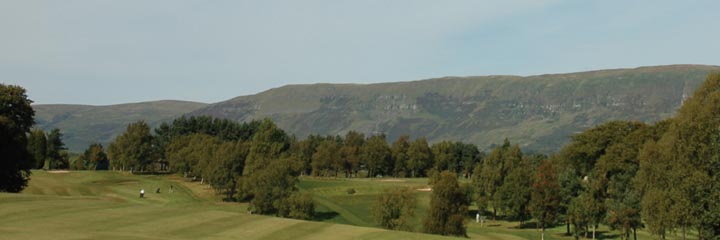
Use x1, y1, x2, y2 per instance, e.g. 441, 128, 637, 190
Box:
541, 227, 545, 240
633, 227, 637, 240
682, 224, 686, 240
592, 224, 596, 240
493, 207, 497, 221
567, 220, 571, 236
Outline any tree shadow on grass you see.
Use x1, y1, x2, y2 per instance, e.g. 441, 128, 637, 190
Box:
515, 222, 539, 229
313, 211, 339, 221
597, 231, 619, 240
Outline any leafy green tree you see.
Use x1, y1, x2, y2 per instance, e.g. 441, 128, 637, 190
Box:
289, 135, 320, 176
340, 131, 364, 177
390, 135, 410, 177
165, 133, 220, 178
495, 158, 532, 223
247, 158, 301, 215
568, 192, 592, 239
473, 139, 510, 220
311, 140, 340, 177
371, 187, 417, 231
26, 129, 47, 169
361, 134, 392, 177
406, 137, 432, 177
458, 143, 482, 179
206, 141, 247, 200
278, 192, 315, 220
243, 119, 289, 175
108, 121, 154, 172
46, 128, 68, 169
0, 84, 35, 192
530, 159, 561, 240
431, 141, 456, 173
74, 153, 86, 170
423, 171, 468, 236
634, 73, 720, 240
561, 121, 644, 177
84, 143, 109, 170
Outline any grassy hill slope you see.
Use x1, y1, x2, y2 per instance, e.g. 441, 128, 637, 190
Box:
192, 65, 720, 153
33, 100, 207, 152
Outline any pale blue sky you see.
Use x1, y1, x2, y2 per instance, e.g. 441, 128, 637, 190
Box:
2, 1, 719, 105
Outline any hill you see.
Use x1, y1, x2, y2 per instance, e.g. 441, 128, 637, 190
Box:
191, 65, 720, 153
33, 100, 207, 152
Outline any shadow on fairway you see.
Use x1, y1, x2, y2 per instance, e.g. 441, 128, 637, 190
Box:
314, 211, 340, 221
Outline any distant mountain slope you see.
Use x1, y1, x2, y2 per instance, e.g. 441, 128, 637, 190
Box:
34, 100, 207, 152
191, 65, 720, 153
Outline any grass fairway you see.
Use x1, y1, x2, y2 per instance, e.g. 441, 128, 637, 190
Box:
0, 171, 458, 240
2, 171, 666, 239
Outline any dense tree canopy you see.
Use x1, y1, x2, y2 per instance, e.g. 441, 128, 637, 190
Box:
423, 171, 468, 236
372, 187, 417, 231
0, 84, 35, 192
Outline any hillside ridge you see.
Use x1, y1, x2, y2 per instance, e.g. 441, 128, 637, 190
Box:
34, 64, 720, 153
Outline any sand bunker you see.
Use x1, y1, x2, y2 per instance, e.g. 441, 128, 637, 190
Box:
416, 187, 432, 192
47, 170, 70, 174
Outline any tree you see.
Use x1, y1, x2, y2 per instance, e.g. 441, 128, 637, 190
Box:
108, 121, 155, 172
531, 159, 561, 240
206, 141, 247, 200
46, 128, 68, 169
390, 135, 410, 177
371, 187, 417, 231
311, 140, 340, 177
475, 139, 517, 220
495, 158, 533, 223
458, 143, 482, 179
361, 134, 391, 178
278, 192, 315, 220
431, 141, 454, 173
74, 154, 86, 170
0, 84, 35, 192
247, 158, 302, 215
26, 129, 47, 169
633, 73, 720, 240
243, 119, 289, 175
423, 171, 468, 236
406, 137, 432, 177
340, 131, 365, 177
83, 143, 109, 170
165, 133, 220, 178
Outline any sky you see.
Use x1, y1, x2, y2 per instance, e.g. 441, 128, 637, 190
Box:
2, 0, 719, 105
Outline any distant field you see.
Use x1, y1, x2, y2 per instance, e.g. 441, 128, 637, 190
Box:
1, 171, 666, 239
